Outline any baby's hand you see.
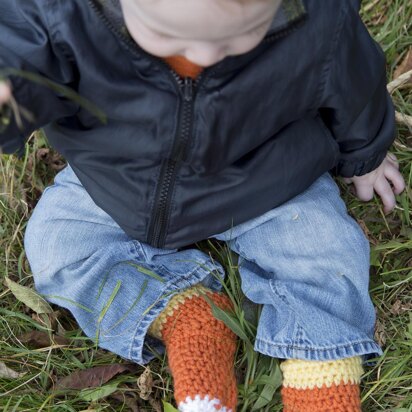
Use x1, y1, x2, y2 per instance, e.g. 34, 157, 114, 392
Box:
0, 81, 12, 107
343, 152, 405, 214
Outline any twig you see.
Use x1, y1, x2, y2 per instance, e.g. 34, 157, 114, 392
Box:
362, 0, 380, 13
387, 69, 412, 94
393, 139, 411, 151
395, 111, 412, 128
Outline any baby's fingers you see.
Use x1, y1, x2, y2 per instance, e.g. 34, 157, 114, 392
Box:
0, 81, 12, 106
353, 180, 374, 201
386, 152, 400, 169
384, 164, 405, 195
374, 177, 396, 214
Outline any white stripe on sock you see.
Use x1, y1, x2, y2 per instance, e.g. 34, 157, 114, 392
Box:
178, 394, 232, 412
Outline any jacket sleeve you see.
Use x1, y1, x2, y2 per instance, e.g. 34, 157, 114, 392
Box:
0, 1, 79, 157
319, 1, 395, 178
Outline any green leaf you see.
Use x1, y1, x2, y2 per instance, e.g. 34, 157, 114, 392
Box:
79, 384, 119, 401
369, 247, 381, 267
124, 261, 165, 282
251, 362, 282, 410
4, 277, 53, 314
162, 400, 179, 412
203, 295, 251, 344
97, 280, 122, 323
408, 312, 412, 338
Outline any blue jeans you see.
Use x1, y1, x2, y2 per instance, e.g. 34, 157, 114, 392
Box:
24, 164, 382, 364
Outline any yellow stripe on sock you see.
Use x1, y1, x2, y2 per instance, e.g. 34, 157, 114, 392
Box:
281, 356, 363, 389
148, 285, 210, 339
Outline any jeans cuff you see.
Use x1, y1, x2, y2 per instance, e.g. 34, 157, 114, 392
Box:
254, 338, 383, 363
128, 261, 225, 364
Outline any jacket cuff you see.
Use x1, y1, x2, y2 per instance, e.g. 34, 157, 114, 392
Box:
330, 150, 387, 178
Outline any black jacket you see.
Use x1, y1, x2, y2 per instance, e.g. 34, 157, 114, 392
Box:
0, 0, 395, 249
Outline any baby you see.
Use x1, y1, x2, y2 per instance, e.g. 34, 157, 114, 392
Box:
0, 0, 405, 411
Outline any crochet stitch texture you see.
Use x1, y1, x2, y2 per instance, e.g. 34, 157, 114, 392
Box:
281, 356, 363, 411
149, 285, 238, 411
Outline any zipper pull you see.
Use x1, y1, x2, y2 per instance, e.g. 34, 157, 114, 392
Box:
183, 77, 193, 102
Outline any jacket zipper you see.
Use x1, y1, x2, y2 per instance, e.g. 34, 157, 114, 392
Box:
87, 0, 199, 247
147, 75, 195, 247
87, 0, 306, 247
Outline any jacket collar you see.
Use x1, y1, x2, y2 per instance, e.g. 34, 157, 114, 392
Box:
265, 0, 307, 38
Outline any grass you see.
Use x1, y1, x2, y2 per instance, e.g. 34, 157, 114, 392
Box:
1, 1, 411, 411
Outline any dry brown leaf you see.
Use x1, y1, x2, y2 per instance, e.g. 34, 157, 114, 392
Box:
394, 47, 412, 82
374, 317, 387, 347
136, 367, 153, 401
389, 300, 412, 316
36, 148, 66, 171
31, 310, 61, 331
148, 398, 162, 412
110, 391, 140, 412
17, 330, 71, 348
54, 363, 139, 390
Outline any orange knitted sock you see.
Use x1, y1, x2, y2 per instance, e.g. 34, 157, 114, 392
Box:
280, 356, 363, 411
148, 285, 238, 411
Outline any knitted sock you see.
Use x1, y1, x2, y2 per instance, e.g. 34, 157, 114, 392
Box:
280, 356, 363, 411
148, 285, 238, 412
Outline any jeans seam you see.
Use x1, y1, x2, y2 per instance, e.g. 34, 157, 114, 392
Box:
269, 279, 289, 306
131, 240, 148, 261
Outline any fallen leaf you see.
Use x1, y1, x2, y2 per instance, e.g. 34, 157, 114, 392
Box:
55, 363, 139, 390
148, 398, 163, 412
374, 317, 387, 347
4, 276, 53, 314
394, 47, 412, 83
110, 391, 140, 412
17, 330, 70, 348
36, 148, 66, 171
137, 367, 153, 401
0, 361, 27, 379
389, 300, 412, 316
78, 384, 119, 402
31, 310, 61, 332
